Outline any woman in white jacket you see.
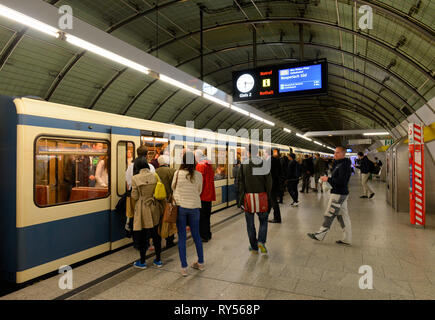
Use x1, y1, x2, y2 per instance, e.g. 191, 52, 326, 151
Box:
172, 151, 204, 276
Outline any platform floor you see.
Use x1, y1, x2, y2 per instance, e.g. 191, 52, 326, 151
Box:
2, 175, 435, 300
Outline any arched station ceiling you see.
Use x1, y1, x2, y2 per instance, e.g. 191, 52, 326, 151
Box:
0, 0, 433, 149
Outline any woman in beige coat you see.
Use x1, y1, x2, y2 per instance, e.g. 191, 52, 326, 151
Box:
131, 158, 165, 269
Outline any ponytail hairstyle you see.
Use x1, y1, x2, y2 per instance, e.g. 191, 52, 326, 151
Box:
180, 151, 196, 182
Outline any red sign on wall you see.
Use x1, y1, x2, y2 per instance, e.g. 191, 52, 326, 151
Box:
408, 123, 425, 226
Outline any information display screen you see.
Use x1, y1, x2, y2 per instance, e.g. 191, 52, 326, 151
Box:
278, 64, 322, 93
232, 59, 327, 103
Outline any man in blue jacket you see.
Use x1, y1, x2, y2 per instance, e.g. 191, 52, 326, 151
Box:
307, 146, 353, 245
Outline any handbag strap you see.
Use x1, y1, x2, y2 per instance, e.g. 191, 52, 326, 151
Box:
154, 173, 161, 183
173, 170, 179, 192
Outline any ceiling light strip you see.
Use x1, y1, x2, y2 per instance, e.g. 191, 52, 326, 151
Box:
230, 105, 249, 116
203, 93, 230, 107
65, 34, 149, 74
363, 132, 390, 136
0, 4, 59, 37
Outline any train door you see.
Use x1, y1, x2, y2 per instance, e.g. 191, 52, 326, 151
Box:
110, 129, 140, 250
212, 142, 228, 212
227, 143, 237, 206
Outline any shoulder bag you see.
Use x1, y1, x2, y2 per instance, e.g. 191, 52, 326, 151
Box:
162, 170, 179, 223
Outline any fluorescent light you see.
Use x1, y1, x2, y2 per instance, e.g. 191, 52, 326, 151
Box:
0, 4, 60, 38
283, 128, 291, 133
65, 34, 149, 74
155, 138, 169, 142
363, 132, 390, 136
314, 141, 323, 146
296, 133, 312, 141
203, 93, 230, 108
160, 74, 201, 96
263, 119, 275, 126
142, 137, 154, 141
230, 105, 249, 116
250, 113, 263, 121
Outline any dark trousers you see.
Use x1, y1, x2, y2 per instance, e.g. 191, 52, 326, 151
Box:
134, 225, 161, 264
199, 200, 212, 240
270, 188, 281, 222
245, 211, 269, 249
287, 180, 299, 203
301, 174, 311, 193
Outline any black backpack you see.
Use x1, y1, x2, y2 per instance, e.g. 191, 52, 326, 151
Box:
368, 159, 377, 174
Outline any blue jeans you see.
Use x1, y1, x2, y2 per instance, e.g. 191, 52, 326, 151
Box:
245, 211, 269, 250
176, 207, 204, 268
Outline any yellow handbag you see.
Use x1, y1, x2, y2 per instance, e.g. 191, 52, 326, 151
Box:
153, 173, 167, 200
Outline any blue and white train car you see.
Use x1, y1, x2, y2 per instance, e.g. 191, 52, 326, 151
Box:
0, 95, 299, 283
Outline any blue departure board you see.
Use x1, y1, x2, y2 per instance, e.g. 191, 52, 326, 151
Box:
278, 64, 322, 93
232, 59, 328, 102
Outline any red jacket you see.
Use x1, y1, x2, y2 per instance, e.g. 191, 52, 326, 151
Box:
196, 160, 216, 202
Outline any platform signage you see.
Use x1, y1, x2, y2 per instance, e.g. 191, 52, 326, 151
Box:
408, 123, 425, 226
232, 59, 328, 102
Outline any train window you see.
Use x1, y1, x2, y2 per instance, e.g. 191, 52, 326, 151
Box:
171, 143, 184, 169
228, 149, 237, 179
141, 136, 169, 165
213, 148, 228, 181
117, 141, 135, 196
34, 137, 110, 207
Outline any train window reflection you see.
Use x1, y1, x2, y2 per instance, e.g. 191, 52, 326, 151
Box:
141, 136, 169, 168
117, 141, 135, 196
34, 137, 110, 207
213, 148, 227, 180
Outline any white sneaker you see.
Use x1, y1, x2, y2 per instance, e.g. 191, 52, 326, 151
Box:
180, 267, 188, 277
291, 202, 299, 207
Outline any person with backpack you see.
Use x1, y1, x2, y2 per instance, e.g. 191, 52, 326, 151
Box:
286, 153, 301, 206
130, 158, 165, 269
237, 144, 273, 255
357, 152, 375, 199
155, 155, 177, 248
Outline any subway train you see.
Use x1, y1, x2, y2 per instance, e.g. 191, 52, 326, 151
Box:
0, 95, 332, 284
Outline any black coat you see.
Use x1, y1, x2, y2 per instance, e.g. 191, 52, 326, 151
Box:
287, 160, 301, 181
328, 158, 352, 195
302, 158, 314, 175
270, 156, 282, 191
359, 156, 371, 174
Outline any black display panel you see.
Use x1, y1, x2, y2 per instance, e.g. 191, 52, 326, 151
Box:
232, 59, 328, 102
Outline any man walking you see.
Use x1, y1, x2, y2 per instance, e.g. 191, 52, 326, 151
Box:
301, 155, 314, 193
238, 145, 273, 255
269, 148, 282, 223
307, 146, 352, 245
286, 153, 301, 207
357, 151, 375, 199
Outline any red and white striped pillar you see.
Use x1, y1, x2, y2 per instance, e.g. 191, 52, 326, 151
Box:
408, 123, 425, 226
